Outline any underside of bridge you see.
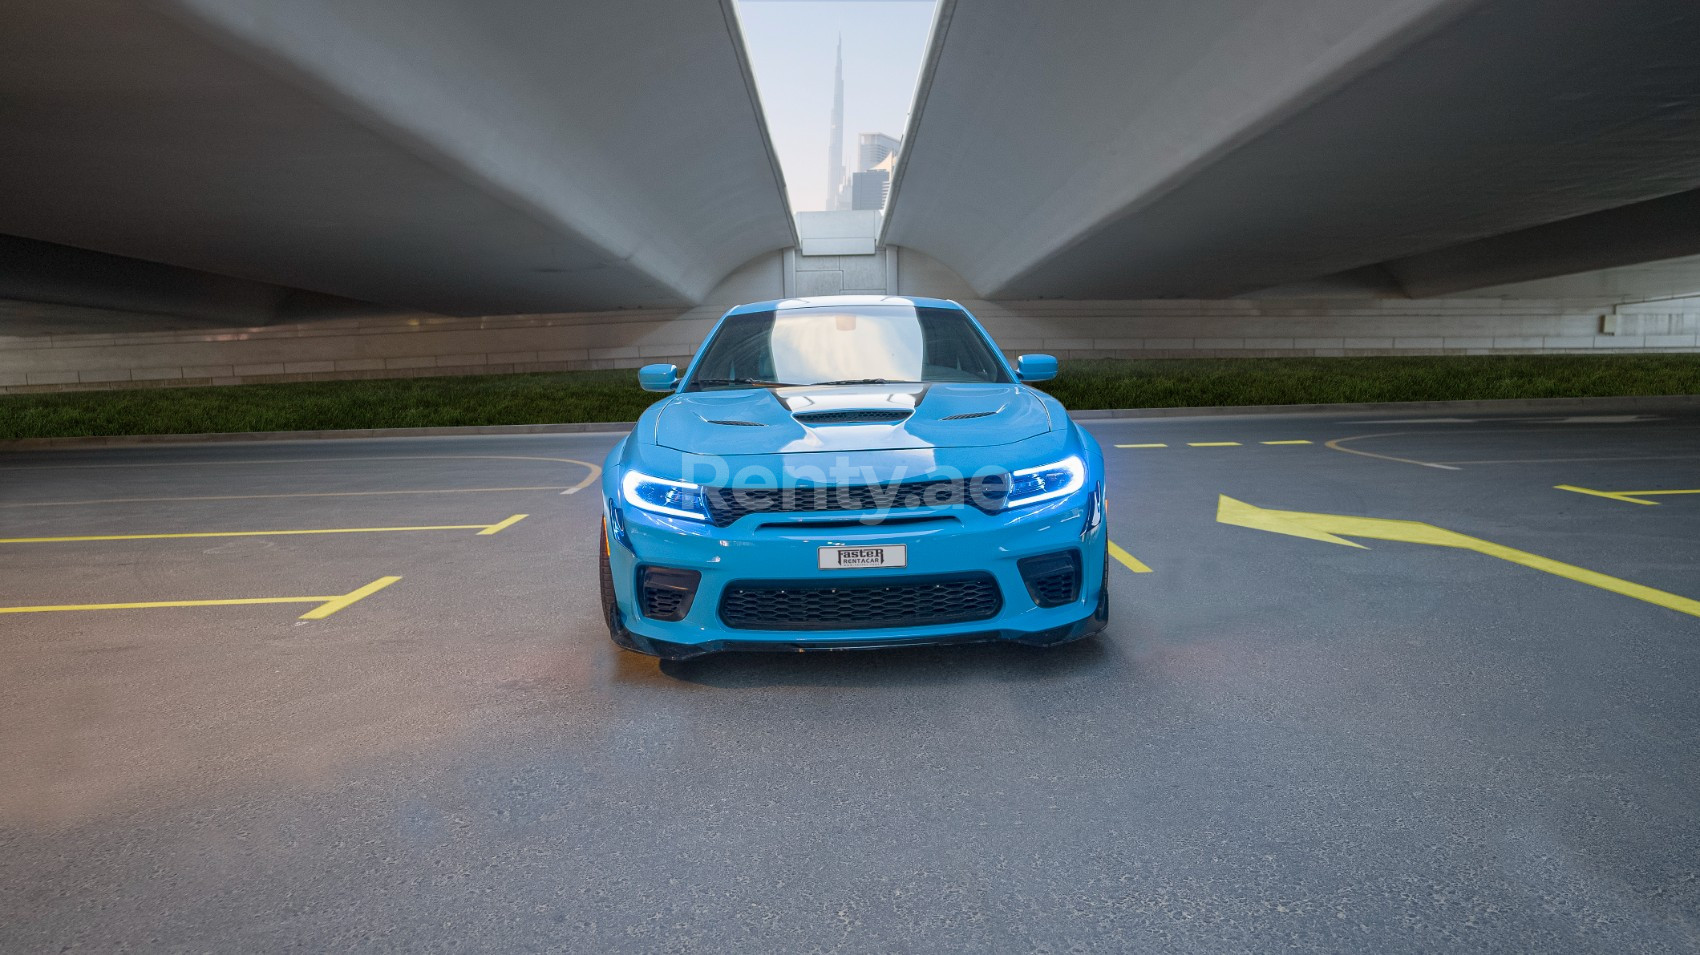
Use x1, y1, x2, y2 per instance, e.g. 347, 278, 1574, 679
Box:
883, 0, 1700, 302
0, 0, 794, 322
3, 0, 1700, 386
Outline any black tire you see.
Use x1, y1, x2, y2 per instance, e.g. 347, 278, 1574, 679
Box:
599, 519, 642, 652
1094, 557, 1108, 625
1090, 547, 1110, 629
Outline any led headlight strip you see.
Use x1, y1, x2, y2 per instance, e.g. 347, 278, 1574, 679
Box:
620, 470, 709, 521
1006, 455, 1085, 508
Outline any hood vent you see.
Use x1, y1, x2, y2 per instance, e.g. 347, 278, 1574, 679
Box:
793, 409, 913, 425
941, 410, 997, 421
706, 419, 766, 427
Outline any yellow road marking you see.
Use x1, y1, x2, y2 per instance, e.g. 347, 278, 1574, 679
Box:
1556, 484, 1700, 506
1261, 440, 1313, 445
298, 576, 403, 619
0, 575, 402, 619
1218, 495, 1700, 619
1188, 442, 1242, 447
1324, 433, 1461, 471
478, 514, 528, 535
1115, 443, 1169, 448
0, 518, 526, 545
0, 454, 603, 494
1108, 541, 1153, 573
0, 487, 573, 509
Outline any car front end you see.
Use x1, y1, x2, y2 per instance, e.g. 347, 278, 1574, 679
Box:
597, 295, 1109, 660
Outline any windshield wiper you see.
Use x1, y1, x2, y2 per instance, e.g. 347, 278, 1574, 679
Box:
691, 377, 799, 389
813, 378, 916, 386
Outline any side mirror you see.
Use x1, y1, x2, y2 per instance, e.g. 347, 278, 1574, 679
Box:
638, 363, 680, 392
1016, 354, 1058, 383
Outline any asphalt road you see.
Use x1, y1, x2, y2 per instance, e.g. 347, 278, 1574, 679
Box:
2, 406, 1698, 953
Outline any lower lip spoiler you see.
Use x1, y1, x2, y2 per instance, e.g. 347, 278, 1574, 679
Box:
614, 608, 1106, 661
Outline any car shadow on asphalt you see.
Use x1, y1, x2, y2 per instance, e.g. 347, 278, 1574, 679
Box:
648, 634, 1119, 689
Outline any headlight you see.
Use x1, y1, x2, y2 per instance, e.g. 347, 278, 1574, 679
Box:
1005, 455, 1085, 508
621, 469, 709, 521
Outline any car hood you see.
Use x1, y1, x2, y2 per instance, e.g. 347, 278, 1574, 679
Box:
652, 383, 1052, 454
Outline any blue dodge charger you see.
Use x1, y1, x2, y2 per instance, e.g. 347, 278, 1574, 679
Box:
598, 295, 1108, 659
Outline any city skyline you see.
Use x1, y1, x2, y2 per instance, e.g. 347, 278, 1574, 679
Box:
734, 0, 938, 212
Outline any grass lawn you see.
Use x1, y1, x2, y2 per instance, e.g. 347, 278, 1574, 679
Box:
2, 354, 1697, 440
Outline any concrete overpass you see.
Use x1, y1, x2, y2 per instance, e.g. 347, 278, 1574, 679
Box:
883, 0, 1700, 302
3, 0, 1700, 391
0, 0, 793, 320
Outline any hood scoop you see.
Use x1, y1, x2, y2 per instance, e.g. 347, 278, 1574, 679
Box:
793, 409, 913, 425
941, 410, 997, 421
705, 418, 766, 427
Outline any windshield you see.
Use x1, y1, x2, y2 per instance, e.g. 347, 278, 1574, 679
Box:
684, 304, 1011, 391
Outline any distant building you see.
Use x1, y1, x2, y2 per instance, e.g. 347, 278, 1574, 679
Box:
825, 36, 846, 211
858, 132, 901, 173
847, 133, 900, 211
850, 170, 889, 211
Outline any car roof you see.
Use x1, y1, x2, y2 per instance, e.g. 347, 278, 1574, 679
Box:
724, 294, 964, 316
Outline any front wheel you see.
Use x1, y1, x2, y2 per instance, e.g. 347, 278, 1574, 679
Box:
1093, 552, 1109, 627
599, 519, 642, 652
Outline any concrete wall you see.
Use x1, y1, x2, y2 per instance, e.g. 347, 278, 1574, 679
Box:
7, 295, 1696, 395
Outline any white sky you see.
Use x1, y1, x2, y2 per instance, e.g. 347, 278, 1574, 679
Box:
733, 0, 939, 212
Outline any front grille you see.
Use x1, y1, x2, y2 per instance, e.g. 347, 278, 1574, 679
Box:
703, 477, 1004, 527
639, 567, 701, 621
719, 574, 1002, 631
1018, 550, 1081, 608
793, 409, 912, 424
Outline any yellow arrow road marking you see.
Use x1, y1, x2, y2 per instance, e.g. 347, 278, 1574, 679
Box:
0, 575, 402, 619
1217, 495, 1700, 619
1108, 541, 1153, 574
0, 516, 528, 545
1556, 485, 1700, 506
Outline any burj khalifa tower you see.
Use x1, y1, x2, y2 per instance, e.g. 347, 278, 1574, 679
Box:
825, 34, 845, 211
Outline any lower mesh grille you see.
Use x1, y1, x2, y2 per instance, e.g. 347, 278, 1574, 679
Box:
718, 574, 1001, 631
1028, 568, 1078, 606
643, 586, 686, 619
1018, 550, 1081, 608
639, 567, 700, 622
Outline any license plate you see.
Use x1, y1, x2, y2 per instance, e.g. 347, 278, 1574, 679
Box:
818, 544, 906, 570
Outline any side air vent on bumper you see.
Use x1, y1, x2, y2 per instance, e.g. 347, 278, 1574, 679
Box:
639, 566, 701, 621
1017, 550, 1081, 608
718, 573, 1001, 631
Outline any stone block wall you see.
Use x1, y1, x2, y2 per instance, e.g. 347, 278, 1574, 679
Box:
3, 296, 1697, 395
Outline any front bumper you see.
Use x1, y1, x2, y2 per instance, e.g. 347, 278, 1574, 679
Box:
604, 487, 1107, 659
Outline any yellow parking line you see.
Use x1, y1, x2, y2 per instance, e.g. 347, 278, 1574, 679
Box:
0, 487, 573, 509
0, 517, 528, 545
0, 575, 402, 619
1187, 442, 1242, 447
298, 576, 403, 619
1115, 443, 1169, 448
1261, 440, 1313, 445
1108, 541, 1153, 573
1556, 484, 1700, 506
478, 514, 529, 535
